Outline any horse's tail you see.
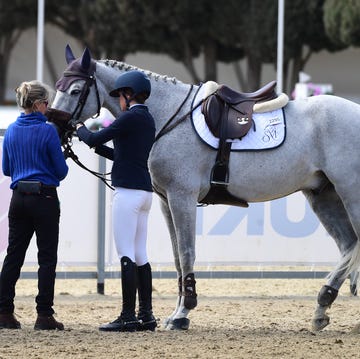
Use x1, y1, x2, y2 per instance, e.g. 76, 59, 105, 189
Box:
327, 239, 360, 283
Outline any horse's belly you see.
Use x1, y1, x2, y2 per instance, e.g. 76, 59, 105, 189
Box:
225, 148, 323, 202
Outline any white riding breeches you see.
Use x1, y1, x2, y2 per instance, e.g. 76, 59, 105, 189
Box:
112, 187, 152, 266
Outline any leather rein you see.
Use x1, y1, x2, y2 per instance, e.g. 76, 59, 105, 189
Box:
155, 84, 203, 142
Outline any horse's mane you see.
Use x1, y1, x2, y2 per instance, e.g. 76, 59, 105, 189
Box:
99, 59, 180, 85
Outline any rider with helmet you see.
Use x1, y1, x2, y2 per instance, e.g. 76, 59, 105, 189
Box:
76, 70, 157, 332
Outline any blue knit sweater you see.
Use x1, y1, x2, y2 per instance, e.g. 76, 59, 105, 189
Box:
2, 111, 68, 189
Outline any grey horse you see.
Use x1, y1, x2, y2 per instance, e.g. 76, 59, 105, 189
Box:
50, 46, 360, 331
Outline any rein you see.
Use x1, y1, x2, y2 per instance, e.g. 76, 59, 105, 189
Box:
62, 137, 114, 190
155, 84, 202, 141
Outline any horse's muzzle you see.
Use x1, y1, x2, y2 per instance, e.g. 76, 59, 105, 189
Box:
45, 108, 75, 145
46, 108, 73, 126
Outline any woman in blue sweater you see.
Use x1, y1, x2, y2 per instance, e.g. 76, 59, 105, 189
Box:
0, 80, 68, 330
76, 70, 157, 332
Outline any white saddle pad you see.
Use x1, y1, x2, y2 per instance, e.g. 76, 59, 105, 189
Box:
191, 85, 286, 151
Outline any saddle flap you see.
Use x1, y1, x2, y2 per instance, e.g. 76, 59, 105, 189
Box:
201, 95, 222, 136
226, 101, 254, 139
201, 94, 254, 139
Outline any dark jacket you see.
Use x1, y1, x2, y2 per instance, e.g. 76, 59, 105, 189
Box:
77, 105, 155, 191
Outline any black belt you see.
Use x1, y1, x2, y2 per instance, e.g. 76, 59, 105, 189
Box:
15, 181, 57, 195
41, 184, 57, 189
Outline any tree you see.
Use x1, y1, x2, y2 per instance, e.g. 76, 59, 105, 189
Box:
47, 0, 148, 62
231, 0, 277, 91
46, 0, 102, 58
49, 1, 333, 92
0, 0, 37, 104
106, 0, 246, 84
323, 0, 360, 47
279, 0, 345, 94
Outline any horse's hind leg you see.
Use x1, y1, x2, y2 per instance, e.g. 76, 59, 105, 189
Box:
303, 183, 358, 331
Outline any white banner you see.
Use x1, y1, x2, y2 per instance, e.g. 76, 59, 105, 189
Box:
0, 137, 340, 268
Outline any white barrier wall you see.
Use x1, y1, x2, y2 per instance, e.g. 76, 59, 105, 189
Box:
0, 137, 340, 268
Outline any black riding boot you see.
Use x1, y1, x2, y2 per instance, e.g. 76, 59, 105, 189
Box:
137, 262, 157, 331
99, 257, 138, 332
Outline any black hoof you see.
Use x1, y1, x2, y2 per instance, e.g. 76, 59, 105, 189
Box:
169, 318, 190, 330
350, 284, 358, 296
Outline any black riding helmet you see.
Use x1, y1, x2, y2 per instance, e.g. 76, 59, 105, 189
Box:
109, 70, 151, 99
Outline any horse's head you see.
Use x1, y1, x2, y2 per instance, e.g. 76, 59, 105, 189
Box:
48, 45, 103, 144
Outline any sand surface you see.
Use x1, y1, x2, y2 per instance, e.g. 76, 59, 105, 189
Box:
1, 276, 360, 358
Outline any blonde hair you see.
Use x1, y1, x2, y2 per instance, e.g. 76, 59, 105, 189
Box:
15, 80, 54, 110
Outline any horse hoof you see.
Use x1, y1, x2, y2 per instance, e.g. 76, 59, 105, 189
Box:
312, 315, 330, 331
163, 317, 172, 329
167, 318, 190, 330
350, 284, 358, 296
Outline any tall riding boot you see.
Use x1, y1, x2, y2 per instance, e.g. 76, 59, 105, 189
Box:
99, 256, 138, 332
137, 262, 157, 331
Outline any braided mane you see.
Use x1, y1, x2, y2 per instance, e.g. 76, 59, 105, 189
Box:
100, 59, 180, 85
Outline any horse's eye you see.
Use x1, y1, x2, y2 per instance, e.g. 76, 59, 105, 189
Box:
70, 89, 81, 95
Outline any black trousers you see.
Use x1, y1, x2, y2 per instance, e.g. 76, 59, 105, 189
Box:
0, 187, 60, 315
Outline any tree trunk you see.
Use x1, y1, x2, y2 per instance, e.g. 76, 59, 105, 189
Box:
0, 53, 10, 105
44, 40, 58, 86
282, 60, 288, 94
233, 61, 247, 91
246, 56, 261, 91
203, 39, 217, 82
181, 37, 201, 84
290, 55, 303, 95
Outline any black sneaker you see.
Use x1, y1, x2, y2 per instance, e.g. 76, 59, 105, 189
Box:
34, 315, 64, 330
0, 313, 21, 329
99, 316, 139, 332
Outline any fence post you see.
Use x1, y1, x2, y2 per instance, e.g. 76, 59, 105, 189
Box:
97, 156, 106, 294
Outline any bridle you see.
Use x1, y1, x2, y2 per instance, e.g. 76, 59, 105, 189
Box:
62, 69, 102, 122
50, 69, 114, 189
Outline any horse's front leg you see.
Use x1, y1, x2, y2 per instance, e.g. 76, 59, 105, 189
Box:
158, 197, 184, 328
349, 270, 359, 296
165, 192, 198, 330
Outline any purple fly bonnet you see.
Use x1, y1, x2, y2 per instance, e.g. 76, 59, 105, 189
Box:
56, 45, 96, 91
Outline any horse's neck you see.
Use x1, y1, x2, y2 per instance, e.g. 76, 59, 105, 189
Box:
96, 64, 122, 117
147, 82, 196, 132
96, 61, 196, 130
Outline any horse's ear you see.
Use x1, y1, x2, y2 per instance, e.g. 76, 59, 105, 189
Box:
65, 44, 76, 64
80, 48, 92, 70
